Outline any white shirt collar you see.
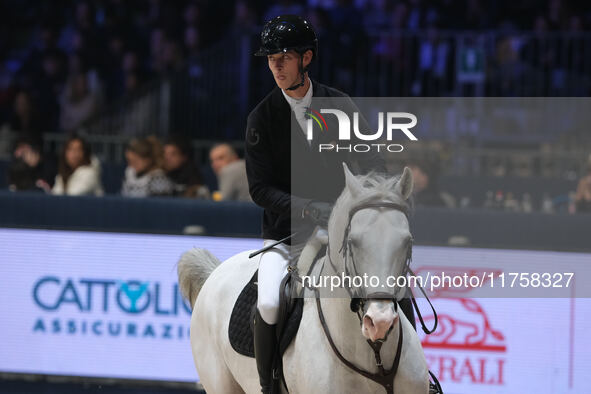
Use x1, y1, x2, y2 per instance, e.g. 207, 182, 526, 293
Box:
281, 78, 313, 107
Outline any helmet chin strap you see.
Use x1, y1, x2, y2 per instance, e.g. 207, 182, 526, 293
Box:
286, 55, 306, 91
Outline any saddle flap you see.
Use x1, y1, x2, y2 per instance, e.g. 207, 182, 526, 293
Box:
228, 270, 304, 359
228, 244, 326, 361
228, 271, 258, 357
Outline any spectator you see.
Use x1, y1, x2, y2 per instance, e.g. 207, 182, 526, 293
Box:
184, 26, 203, 76
574, 165, 591, 212
67, 51, 104, 108
34, 50, 67, 131
416, 25, 450, 96
149, 27, 167, 74
407, 159, 455, 207
363, 0, 394, 31
21, 23, 66, 80
104, 34, 126, 99
7, 136, 56, 192
160, 39, 184, 74
184, 26, 201, 61
233, 1, 257, 33
209, 143, 251, 202
9, 91, 42, 136
52, 134, 103, 196
122, 136, 174, 197
163, 136, 208, 198
60, 73, 98, 132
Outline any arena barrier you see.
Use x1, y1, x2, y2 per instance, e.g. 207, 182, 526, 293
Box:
0, 191, 589, 251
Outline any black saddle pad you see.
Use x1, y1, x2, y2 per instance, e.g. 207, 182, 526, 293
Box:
228, 270, 303, 358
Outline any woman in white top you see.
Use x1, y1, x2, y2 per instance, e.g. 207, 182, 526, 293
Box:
52, 135, 104, 196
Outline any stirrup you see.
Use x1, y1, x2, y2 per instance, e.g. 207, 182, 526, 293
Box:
429, 370, 443, 393
272, 368, 281, 380
429, 381, 443, 394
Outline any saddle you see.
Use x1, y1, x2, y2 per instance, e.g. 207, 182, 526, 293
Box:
228, 237, 327, 359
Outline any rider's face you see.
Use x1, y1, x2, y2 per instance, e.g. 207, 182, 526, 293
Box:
267, 50, 311, 90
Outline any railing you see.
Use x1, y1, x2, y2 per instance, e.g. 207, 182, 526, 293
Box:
2, 191, 590, 250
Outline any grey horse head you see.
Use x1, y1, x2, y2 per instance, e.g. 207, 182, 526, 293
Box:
327, 163, 414, 341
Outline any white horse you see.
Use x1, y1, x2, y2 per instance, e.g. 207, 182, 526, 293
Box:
178, 164, 429, 393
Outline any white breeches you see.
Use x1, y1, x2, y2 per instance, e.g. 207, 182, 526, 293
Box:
257, 239, 304, 325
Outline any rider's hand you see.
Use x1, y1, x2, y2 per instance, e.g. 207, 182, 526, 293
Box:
302, 201, 333, 227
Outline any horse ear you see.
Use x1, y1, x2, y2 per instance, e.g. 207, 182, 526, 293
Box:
395, 166, 414, 200
343, 162, 363, 197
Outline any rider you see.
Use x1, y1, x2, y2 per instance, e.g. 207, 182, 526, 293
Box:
245, 15, 416, 394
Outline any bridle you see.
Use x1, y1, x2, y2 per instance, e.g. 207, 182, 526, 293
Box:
332, 200, 413, 316
316, 199, 412, 394
291, 198, 440, 393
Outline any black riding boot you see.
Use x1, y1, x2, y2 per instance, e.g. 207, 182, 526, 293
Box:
254, 309, 279, 394
399, 297, 416, 331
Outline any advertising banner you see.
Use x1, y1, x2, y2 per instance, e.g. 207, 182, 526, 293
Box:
0, 228, 260, 382
1, 228, 589, 392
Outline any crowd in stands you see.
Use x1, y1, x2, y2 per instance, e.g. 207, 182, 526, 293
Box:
0, 0, 233, 139
6, 133, 251, 202
0, 0, 590, 213
1, 0, 590, 139
6, 132, 591, 213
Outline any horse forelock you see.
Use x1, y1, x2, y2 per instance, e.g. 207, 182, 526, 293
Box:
334, 171, 410, 219
329, 171, 412, 254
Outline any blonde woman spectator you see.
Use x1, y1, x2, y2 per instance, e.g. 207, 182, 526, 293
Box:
52, 135, 104, 196
122, 136, 174, 197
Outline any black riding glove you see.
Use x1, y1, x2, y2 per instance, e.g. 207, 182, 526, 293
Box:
302, 200, 333, 227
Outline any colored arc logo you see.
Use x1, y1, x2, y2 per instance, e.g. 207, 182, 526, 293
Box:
304, 108, 328, 131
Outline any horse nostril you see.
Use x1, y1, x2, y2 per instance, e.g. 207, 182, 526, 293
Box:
363, 314, 375, 329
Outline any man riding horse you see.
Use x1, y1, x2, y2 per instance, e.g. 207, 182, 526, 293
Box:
244, 15, 418, 393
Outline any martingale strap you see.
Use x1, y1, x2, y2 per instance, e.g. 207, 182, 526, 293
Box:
315, 293, 403, 394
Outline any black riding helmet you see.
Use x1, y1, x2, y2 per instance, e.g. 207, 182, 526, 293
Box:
255, 15, 318, 90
